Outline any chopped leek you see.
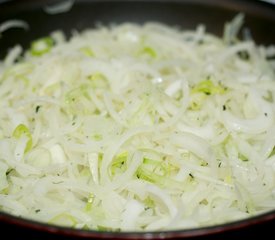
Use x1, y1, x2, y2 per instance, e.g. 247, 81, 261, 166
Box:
30, 37, 54, 56
49, 213, 78, 227
192, 79, 226, 95
80, 46, 94, 57
12, 124, 32, 153
138, 46, 157, 58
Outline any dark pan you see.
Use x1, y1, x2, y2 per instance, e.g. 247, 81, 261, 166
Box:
0, 0, 275, 239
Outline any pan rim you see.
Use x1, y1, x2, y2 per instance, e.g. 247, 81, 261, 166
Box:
1, 209, 275, 238
0, 0, 275, 238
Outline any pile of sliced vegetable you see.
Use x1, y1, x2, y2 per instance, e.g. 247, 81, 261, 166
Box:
0, 14, 275, 231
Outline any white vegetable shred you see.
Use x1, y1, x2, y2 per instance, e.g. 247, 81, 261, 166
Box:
0, 19, 29, 35
0, 14, 275, 231
44, 0, 75, 15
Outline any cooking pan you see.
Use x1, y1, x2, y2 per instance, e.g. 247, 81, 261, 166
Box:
0, 0, 275, 239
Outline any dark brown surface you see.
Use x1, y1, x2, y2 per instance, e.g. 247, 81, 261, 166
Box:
0, 0, 275, 239
0, 211, 275, 239
1, 0, 275, 58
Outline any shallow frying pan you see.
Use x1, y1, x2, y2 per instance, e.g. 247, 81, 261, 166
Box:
0, 0, 275, 239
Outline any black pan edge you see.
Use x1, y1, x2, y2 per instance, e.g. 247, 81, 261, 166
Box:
0, 0, 275, 239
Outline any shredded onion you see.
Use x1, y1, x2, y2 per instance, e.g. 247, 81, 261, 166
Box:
0, 14, 275, 231
0, 19, 29, 35
44, 0, 75, 15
